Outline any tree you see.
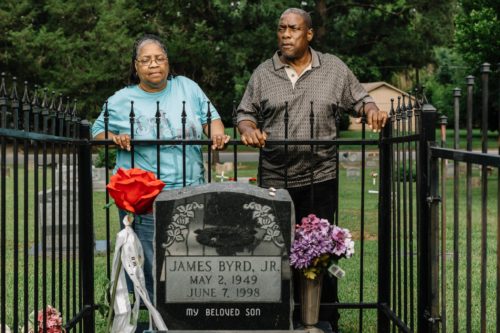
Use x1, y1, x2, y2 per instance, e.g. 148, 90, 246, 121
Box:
309, 0, 456, 82
0, 0, 458, 123
454, 0, 499, 130
455, 0, 499, 67
420, 47, 468, 127
0, 0, 140, 118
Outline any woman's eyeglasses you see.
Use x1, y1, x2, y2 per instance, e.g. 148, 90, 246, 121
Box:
136, 56, 168, 67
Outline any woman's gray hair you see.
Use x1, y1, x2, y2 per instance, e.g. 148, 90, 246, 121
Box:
280, 8, 312, 29
134, 35, 168, 59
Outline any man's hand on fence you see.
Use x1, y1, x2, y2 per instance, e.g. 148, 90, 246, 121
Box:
238, 120, 268, 148
364, 106, 388, 132
112, 134, 131, 151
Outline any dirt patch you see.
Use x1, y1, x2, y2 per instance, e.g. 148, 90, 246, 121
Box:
350, 230, 378, 241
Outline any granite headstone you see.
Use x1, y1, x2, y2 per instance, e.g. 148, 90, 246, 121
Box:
154, 183, 294, 330
37, 187, 79, 253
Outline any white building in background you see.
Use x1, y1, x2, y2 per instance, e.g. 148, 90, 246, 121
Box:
349, 82, 416, 131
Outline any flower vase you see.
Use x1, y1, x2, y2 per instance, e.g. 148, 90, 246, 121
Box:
300, 272, 324, 332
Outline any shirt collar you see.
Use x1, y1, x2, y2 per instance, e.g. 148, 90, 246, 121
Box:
272, 47, 320, 71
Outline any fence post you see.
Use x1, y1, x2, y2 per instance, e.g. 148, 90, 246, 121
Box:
377, 117, 392, 333
78, 120, 95, 332
417, 104, 438, 333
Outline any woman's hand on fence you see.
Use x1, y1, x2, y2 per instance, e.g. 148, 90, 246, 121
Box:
112, 134, 131, 151
211, 134, 230, 150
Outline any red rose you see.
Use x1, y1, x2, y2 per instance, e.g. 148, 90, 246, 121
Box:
107, 168, 165, 215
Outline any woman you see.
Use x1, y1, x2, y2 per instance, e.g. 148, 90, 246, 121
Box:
92, 34, 229, 300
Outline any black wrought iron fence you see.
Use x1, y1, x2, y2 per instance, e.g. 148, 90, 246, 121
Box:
90, 96, 418, 333
377, 92, 422, 333
0, 74, 94, 333
2, 63, 498, 333
0, 70, 425, 333
425, 63, 500, 333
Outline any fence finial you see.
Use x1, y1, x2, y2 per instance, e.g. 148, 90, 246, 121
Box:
57, 93, 64, 113
155, 101, 160, 119
396, 96, 402, 121
49, 90, 57, 111
480, 63, 491, 73
41, 88, 48, 109
10, 76, 18, 101
284, 101, 289, 125
72, 99, 78, 118
22, 81, 31, 115
64, 96, 71, 115
181, 101, 186, 126
206, 101, 212, 124
22, 81, 30, 104
439, 114, 448, 126
0, 73, 6, 98
129, 100, 135, 118
232, 100, 237, 127
402, 95, 407, 120
309, 101, 314, 137
31, 84, 39, 107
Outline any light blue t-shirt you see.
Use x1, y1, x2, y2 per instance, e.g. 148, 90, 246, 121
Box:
91, 76, 220, 188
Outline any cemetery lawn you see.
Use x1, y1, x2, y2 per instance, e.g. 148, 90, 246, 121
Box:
339, 128, 499, 151
1, 164, 499, 332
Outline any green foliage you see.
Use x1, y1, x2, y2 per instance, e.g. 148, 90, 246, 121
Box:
0, 0, 460, 126
453, 1, 499, 131
455, 2, 500, 67
0, 0, 138, 119
420, 47, 468, 127
94, 147, 117, 169
311, 0, 456, 81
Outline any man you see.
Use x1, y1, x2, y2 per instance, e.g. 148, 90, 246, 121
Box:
237, 7, 387, 224
237, 8, 388, 329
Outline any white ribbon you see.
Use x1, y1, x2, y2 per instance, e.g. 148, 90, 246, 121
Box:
110, 215, 168, 332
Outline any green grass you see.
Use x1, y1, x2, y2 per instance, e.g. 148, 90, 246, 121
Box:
338, 127, 500, 151
1, 162, 499, 332
437, 164, 498, 332
438, 128, 500, 150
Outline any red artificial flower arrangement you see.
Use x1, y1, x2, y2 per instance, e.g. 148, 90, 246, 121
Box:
106, 168, 165, 215
20, 305, 65, 333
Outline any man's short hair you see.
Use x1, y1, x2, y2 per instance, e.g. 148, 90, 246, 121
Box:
281, 8, 312, 29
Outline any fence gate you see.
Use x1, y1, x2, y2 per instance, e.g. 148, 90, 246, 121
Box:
0, 75, 95, 333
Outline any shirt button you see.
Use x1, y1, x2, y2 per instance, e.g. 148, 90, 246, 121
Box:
291, 74, 295, 77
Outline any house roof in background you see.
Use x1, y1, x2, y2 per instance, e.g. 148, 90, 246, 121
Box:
361, 81, 409, 95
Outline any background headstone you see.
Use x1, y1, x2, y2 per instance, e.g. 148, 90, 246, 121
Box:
154, 183, 294, 330
346, 168, 360, 178
37, 187, 79, 253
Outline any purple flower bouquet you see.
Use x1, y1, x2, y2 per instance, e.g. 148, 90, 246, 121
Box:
290, 214, 354, 279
